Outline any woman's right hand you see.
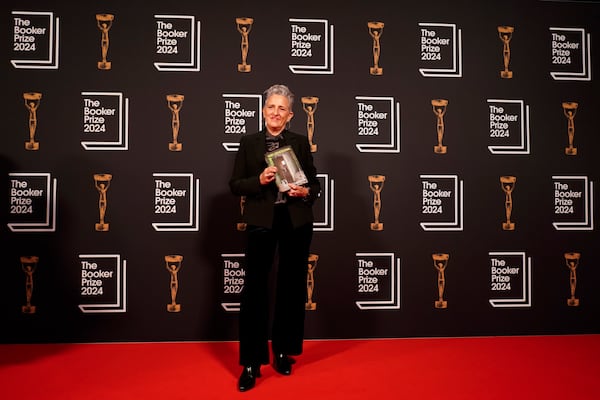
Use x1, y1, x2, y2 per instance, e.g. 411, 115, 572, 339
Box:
259, 166, 277, 185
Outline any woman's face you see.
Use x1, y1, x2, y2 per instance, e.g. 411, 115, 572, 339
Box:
263, 94, 294, 135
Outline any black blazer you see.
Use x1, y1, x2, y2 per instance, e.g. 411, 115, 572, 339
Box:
229, 129, 321, 229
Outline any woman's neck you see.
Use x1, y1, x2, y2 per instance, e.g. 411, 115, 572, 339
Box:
266, 128, 284, 137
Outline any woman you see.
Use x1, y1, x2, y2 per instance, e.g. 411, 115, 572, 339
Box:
229, 84, 321, 391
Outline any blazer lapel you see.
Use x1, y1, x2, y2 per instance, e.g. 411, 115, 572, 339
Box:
251, 130, 267, 164
283, 130, 298, 152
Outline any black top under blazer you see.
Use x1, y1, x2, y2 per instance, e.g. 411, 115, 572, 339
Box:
229, 129, 321, 229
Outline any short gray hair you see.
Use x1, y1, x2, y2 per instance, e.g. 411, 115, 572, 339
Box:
263, 84, 294, 109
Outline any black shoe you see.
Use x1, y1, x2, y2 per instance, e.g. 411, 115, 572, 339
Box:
238, 365, 261, 392
273, 353, 294, 375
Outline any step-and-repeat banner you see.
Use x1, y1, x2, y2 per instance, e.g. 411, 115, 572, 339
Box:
2, 0, 598, 343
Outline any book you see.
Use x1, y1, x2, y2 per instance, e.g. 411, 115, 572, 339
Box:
264, 145, 308, 192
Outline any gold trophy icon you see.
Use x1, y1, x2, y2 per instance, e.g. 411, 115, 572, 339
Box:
237, 196, 247, 231
368, 174, 385, 231
302, 96, 319, 152
21, 256, 39, 314
562, 102, 578, 156
94, 173, 112, 231
305, 253, 319, 311
23, 92, 42, 150
166, 94, 184, 151
368, 21, 384, 75
96, 14, 114, 70
236, 17, 253, 72
432, 253, 449, 309
165, 255, 183, 312
500, 175, 516, 231
431, 99, 448, 154
564, 252, 580, 306
498, 26, 514, 79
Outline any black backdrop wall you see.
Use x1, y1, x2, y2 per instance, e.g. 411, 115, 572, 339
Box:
1, 0, 598, 344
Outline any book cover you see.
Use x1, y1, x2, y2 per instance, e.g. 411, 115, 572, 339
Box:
264, 145, 308, 192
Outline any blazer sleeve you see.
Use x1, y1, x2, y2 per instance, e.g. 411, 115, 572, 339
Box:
229, 134, 265, 197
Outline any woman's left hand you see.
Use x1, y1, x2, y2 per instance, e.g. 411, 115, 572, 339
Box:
288, 184, 309, 198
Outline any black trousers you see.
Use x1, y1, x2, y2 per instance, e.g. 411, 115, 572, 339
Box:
239, 205, 313, 366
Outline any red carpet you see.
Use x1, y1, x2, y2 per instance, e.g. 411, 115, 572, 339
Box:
1, 335, 598, 400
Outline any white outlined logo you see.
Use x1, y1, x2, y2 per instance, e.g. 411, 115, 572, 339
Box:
550, 27, 592, 81
220, 253, 245, 312
419, 174, 464, 231
418, 22, 462, 78
355, 96, 400, 153
355, 253, 401, 310
552, 175, 594, 231
487, 99, 531, 155
313, 173, 335, 232
154, 15, 201, 72
289, 18, 334, 75
81, 92, 129, 150
152, 173, 200, 232
222, 94, 263, 152
11, 11, 60, 69
488, 251, 532, 308
78, 254, 127, 313
8, 172, 57, 232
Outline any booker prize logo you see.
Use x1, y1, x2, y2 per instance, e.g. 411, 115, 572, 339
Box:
236, 17, 253, 72
313, 173, 335, 232
21, 256, 39, 314
367, 21, 384, 75
220, 253, 245, 311
418, 22, 462, 77
166, 94, 184, 151
96, 14, 114, 70
355, 253, 401, 310
289, 18, 334, 74
152, 173, 200, 231
355, 96, 401, 153
23, 92, 42, 150
432, 253, 449, 309
488, 251, 532, 308
81, 91, 130, 150
93, 174, 112, 232
420, 174, 464, 231
549, 27, 591, 81
552, 175, 594, 231
497, 26, 514, 79
487, 99, 531, 155
11, 11, 60, 69
564, 252, 581, 306
305, 254, 319, 311
79, 254, 127, 313
8, 172, 57, 232
154, 14, 201, 72
165, 255, 183, 312
222, 93, 262, 151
